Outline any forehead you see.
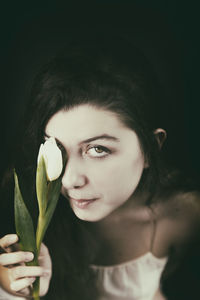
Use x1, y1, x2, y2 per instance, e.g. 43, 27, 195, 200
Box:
46, 105, 125, 136
45, 104, 140, 148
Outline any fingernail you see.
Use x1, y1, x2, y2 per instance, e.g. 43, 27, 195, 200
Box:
25, 252, 34, 262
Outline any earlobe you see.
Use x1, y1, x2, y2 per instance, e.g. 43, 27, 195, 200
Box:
143, 128, 167, 169
153, 128, 167, 149
144, 159, 149, 169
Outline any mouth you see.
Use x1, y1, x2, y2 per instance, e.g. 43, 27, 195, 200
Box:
70, 198, 98, 209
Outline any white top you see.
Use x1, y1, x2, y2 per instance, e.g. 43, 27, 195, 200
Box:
0, 255, 168, 300
91, 252, 168, 300
90, 215, 168, 300
0, 215, 168, 300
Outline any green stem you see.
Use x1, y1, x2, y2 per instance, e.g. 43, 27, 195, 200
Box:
32, 215, 45, 300
36, 215, 44, 252
32, 277, 40, 300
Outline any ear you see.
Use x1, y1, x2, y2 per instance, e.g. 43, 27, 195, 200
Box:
153, 128, 167, 149
144, 158, 149, 169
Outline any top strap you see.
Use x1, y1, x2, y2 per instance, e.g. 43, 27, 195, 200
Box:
149, 208, 157, 252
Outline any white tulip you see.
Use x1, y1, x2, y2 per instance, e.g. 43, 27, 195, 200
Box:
38, 137, 63, 181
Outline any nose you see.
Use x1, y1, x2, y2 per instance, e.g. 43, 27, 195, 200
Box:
61, 157, 88, 190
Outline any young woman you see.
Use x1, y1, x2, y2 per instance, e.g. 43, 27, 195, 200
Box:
0, 38, 200, 300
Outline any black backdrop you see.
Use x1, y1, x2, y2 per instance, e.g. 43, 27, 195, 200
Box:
0, 0, 200, 175
0, 1, 200, 299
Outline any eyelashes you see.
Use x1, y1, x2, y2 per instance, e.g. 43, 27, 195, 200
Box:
86, 145, 111, 158
43, 136, 112, 159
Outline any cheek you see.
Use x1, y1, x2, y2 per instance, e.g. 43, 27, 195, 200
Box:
87, 155, 144, 196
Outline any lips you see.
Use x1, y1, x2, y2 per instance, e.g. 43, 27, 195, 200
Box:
70, 197, 98, 209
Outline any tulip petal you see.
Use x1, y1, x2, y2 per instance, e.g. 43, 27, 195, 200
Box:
37, 144, 44, 165
42, 137, 63, 181
36, 155, 48, 216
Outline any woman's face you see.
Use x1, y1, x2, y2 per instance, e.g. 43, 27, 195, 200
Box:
45, 104, 146, 222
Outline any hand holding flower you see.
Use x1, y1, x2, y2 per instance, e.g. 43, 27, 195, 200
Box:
0, 234, 52, 298
14, 137, 64, 299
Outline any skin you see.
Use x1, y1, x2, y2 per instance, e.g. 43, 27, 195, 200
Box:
45, 104, 148, 222
44, 104, 172, 264
45, 104, 200, 265
0, 234, 51, 298
1, 104, 198, 298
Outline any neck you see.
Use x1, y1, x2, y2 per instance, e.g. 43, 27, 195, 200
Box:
81, 189, 153, 237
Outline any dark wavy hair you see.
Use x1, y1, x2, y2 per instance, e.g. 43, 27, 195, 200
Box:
1, 37, 199, 300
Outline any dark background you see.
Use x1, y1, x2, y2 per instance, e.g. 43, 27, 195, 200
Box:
0, 2, 200, 299
0, 0, 200, 176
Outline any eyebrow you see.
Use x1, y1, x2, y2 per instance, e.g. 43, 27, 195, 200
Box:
44, 133, 119, 146
79, 134, 119, 145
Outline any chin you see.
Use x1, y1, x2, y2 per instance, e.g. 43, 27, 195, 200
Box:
73, 211, 105, 222
72, 207, 111, 222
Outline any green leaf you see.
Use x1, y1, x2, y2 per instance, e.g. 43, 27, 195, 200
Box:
45, 179, 62, 230
36, 156, 48, 216
14, 170, 37, 261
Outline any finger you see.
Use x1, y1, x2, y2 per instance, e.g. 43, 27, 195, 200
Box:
0, 251, 34, 266
38, 243, 52, 272
38, 244, 52, 297
0, 234, 18, 249
12, 266, 44, 280
10, 277, 36, 292
40, 274, 51, 297
40, 273, 52, 296
38, 243, 49, 258
40, 281, 50, 297
17, 287, 30, 296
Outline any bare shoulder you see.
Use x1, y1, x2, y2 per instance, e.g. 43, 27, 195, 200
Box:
162, 190, 200, 220
151, 190, 200, 251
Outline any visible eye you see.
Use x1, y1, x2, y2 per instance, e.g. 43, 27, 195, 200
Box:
86, 145, 111, 158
